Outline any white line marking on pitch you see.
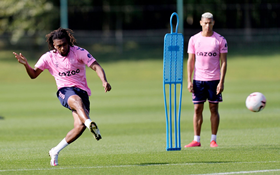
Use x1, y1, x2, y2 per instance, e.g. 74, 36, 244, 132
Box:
0, 161, 279, 173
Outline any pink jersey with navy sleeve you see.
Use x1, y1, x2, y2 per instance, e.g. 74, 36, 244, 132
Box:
188, 32, 228, 81
35, 45, 96, 96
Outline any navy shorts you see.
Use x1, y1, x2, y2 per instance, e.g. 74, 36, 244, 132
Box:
57, 87, 90, 112
192, 80, 223, 104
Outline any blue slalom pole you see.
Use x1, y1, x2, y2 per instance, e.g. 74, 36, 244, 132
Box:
163, 12, 184, 151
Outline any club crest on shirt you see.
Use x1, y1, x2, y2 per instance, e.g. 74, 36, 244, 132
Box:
54, 61, 59, 68
69, 57, 76, 64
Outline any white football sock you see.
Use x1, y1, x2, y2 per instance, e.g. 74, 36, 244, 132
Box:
194, 135, 200, 142
52, 138, 69, 154
211, 134, 217, 142
84, 119, 92, 129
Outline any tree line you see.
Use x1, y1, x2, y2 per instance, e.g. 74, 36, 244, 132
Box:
0, 0, 279, 43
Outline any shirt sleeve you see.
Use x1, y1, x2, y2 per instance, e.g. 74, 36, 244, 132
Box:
76, 47, 96, 67
34, 52, 49, 70
187, 36, 195, 54
220, 37, 228, 53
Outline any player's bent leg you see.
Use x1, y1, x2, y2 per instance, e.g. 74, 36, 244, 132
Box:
68, 95, 102, 141
65, 111, 87, 143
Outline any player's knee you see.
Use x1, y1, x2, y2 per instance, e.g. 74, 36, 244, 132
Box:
194, 104, 203, 114
209, 104, 219, 114
74, 123, 86, 131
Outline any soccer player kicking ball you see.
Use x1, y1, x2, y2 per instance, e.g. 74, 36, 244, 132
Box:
13, 28, 111, 166
185, 12, 227, 148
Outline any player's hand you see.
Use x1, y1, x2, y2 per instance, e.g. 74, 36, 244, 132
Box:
13, 52, 27, 65
188, 82, 194, 93
103, 82, 111, 92
216, 82, 224, 95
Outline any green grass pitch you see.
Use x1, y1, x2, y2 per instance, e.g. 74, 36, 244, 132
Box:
0, 49, 280, 175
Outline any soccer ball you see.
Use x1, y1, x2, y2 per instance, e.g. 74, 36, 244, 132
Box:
245, 92, 266, 112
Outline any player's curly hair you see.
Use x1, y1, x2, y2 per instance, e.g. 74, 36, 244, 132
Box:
46, 28, 77, 50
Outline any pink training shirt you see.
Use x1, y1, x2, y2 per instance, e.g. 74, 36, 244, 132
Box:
188, 31, 228, 81
35, 45, 96, 96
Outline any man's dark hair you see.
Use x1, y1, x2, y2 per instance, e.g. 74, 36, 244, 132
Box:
46, 28, 77, 50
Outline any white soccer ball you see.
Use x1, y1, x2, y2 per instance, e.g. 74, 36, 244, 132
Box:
245, 92, 266, 112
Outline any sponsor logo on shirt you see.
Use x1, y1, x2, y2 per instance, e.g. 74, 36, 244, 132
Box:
58, 69, 80, 76
196, 52, 217, 57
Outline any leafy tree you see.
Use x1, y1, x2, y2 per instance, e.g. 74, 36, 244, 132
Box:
0, 0, 56, 44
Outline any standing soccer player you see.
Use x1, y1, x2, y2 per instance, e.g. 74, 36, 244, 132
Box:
185, 12, 227, 148
13, 28, 112, 166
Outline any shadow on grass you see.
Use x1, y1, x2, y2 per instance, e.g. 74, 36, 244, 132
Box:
138, 161, 234, 166
138, 162, 169, 166
0, 116, 4, 120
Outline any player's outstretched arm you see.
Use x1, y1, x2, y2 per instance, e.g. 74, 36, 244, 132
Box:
90, 61, 111, 92
13, 52, 43, 79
